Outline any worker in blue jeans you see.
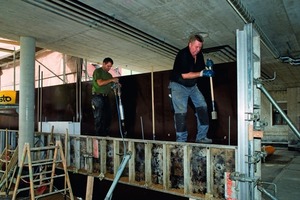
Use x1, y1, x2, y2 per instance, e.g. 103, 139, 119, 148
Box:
169, 34, 214, 143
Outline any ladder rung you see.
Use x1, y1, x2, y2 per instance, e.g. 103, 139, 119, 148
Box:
30, 161, 59, 166
35, 158, 62, 164
52, 174, 66, 179
17, 182, 52, 193
34, 170, 53, 176
24, 159, 62, 166
31, 174, 66, 183
30, 146, 59, 151
34, 182, 51, 188
21, 170, 53, 179
17, 186, 31, 193
25, 158, 54, 165
35, 188, 70, 199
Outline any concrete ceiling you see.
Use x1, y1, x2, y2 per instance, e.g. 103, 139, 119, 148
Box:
0, 0, 299, 90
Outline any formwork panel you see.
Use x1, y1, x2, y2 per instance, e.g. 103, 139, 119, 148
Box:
106, 140, 114, 175
211, 147, 236, 198
190, 146, 207, 195
118, 140, 130, 179
169, 145, 184, 192
3, 130, 238, 200
69, 137, 76, 168
151, 143, 164, 185
135, 142, 145, 183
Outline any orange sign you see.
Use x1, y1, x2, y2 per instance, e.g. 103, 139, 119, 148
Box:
0, 90, 17, 104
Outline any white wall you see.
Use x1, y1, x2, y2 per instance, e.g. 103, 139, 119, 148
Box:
261, 88, 300, 144
261, 90, 289, 143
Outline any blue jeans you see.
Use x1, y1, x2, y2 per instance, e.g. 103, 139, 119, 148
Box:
169, 82, 209, 142
91, 95, 111, 136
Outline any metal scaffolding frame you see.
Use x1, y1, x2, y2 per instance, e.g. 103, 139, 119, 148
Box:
235, 23, 262, 200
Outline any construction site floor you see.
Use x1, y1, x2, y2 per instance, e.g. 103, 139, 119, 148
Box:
261, 146, 300, 200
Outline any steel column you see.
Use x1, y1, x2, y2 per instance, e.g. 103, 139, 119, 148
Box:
236, 23, 262, 200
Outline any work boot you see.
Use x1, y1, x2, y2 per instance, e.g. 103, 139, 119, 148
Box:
197, 137, 212, 144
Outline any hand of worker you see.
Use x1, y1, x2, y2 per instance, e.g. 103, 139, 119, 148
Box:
112, 77, 119, 83
201, 58, 215, 77
202, 69, 215, 77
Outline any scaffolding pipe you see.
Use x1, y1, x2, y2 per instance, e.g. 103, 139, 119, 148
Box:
76, 58, 83, 122
256, 82, 300, 139
151, 67, 155, 140
13, 47, 16, 91
35, 59, 65, 83
257, 186, 278, 200
104, 152, 132, 200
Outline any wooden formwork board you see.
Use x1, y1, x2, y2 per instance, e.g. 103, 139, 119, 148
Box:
44, 133, 237, 199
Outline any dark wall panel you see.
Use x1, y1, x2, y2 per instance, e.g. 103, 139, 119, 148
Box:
0, 62, 237, 145
208, 62, 237, 144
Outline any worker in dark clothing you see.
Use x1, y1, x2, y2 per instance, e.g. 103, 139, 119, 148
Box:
91, 57, 119, 136
169, 34, 214, 143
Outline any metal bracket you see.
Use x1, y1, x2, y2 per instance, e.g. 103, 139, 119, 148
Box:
257, 180, 278, 200
257, 72, 277, 82
246, 151, 266, 164
229, 172, 258, 183
98, 172, 105, 181
253, 119, 268, 131
245, 112, 260, 121
245, 112, 268, 131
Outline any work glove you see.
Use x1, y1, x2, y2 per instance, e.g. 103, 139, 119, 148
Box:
202, 58, 215, 77
202, 69, 215, 77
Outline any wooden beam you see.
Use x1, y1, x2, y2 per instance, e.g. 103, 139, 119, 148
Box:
163, 143, 170, 190
128, 141, 135, 183
85, 176, 94, 200
0, 39, 19, 45
0, 47, 14, 53
145, 142, 152, 186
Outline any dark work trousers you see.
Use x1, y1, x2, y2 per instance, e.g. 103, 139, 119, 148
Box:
91, 94, 111, 136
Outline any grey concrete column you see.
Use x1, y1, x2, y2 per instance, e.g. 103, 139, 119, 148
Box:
18, 36, 36, 164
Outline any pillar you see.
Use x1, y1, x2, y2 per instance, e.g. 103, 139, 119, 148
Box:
18, 36, 36, 164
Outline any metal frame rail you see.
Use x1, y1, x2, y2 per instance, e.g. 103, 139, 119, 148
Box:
235, 23, 263, 200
